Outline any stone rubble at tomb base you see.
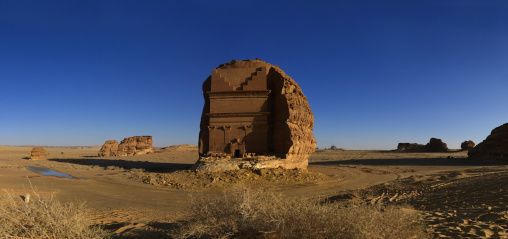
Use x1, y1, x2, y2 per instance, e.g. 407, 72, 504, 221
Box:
193, 59, 316, 172
98, 136, 153, 157
29, 147, 47, 160
469, 123, 508, 160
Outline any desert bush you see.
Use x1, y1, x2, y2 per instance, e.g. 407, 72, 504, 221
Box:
0, 189, 109, 239
172, 186, 429, 239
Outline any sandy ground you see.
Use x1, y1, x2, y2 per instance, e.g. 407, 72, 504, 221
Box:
1, 146, 507, 238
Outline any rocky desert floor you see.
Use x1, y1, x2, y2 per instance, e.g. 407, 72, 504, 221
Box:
1, 145, 507, 238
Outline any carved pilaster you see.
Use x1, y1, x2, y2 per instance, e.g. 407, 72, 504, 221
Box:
208, 126, 216, 153
224, 126, 232, 145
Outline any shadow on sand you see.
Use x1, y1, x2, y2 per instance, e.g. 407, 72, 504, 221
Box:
310, 157, 508, 167
98, 221, 178, 238
48, 158, 193, 173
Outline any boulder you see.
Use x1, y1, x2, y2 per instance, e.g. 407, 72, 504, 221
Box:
98, 140, 119, 157
30, 147, 47, 160
195, 59, 316, 171
460, 140, 475, 150
117, 136, 153, 156
469, 123, 508, 160
425, 138, 448, 152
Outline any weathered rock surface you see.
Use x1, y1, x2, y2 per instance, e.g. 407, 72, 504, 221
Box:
30, 147, 47, 160
469, 123, 508, 160
98, 140, 119, 157
118, 136, 153, 156
425, 138, 448, 152
397, 143, 425, 151
196, 59, 316, 171
460, 140, 475, 150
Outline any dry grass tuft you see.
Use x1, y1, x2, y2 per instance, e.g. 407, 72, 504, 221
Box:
172, 186, 429, 239
0, 189, 109, 239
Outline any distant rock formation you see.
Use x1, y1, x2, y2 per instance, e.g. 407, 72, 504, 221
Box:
469, 123, 508, 160
397, 138, 448, 152
425, 138, 448, 152
117, 136, 153, 156
30, 147, 47, 160
461, 140, 475, 150
98, 140, 119, 157
98, 136, 153, 157
195, 59, 316, 172
397, 143, 425, 151
161, 144, 198, 151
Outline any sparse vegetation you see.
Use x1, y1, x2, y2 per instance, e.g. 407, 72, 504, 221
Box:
171, 186, 430, 239
131, 168, 327, 189
0, 189, 109, 239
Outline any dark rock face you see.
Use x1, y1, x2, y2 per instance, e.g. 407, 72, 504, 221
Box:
98, 140, 119, 157
425, 138, 448, 152
397, 143, 425, 151
461, 140, 475, 150
196, 59, 316, 171
30, 147, 47, 160
469, 123, 508, 160
397, 138, 448, 152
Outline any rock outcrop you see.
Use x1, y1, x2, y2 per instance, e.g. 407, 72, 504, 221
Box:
397, 138, 448, 152
397, 143, 425, 151
117, 136, 153, 156
98, 140, 119, 157
30, 147, 47, 160
461, 140, 475, 150
425, 138, 448, 152
469, 123, 508, 160
195, 59, 316, 172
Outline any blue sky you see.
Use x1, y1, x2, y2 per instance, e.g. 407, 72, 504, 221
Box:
1, 0, 507, 149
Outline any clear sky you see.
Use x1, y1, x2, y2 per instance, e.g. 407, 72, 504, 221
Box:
1, 0, 507, 149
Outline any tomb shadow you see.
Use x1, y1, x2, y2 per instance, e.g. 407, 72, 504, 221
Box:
48, 158, 193, 173
309, 157, 508, 167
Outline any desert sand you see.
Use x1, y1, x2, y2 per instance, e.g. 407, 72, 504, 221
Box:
1, 145, 507, 238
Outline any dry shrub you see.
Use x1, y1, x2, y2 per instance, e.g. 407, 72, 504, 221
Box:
0, 189, 109, 239
172, 186, 429, 239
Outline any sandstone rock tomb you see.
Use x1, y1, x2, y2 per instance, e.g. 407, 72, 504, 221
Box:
194, 59, 316, 171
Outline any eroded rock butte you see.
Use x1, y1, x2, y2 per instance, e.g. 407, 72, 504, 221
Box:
30, 147, 47, 160
98, 136, 153, 157
194, 59, 316, 172
469, 123, 508, 160
118, 136, 153, 156
397, 138, 448, 152
98, 140, 119, 157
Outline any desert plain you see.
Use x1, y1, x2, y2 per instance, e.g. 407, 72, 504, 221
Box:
1, 145, 508, 238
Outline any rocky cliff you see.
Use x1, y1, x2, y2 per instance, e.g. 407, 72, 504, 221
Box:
469, 123, 508, 160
